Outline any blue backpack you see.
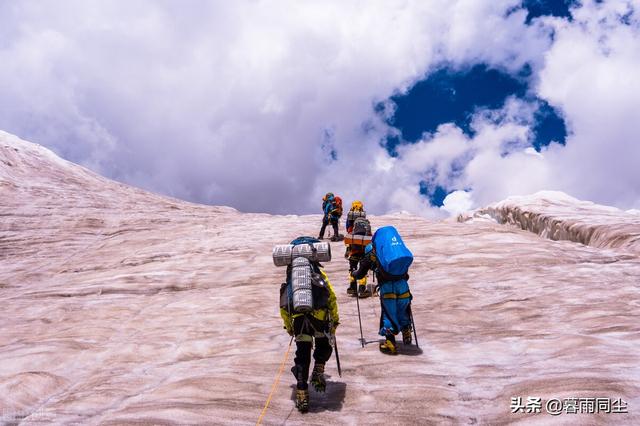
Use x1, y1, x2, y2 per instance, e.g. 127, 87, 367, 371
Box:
372, 226, 413, 276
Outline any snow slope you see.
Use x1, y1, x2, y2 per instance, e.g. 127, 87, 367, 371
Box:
1, 131, 639, 425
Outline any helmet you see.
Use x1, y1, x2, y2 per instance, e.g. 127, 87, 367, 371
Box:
323, 192, 334, 201
351, 200, 363, 211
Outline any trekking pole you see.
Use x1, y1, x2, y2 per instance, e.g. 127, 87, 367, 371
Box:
352, 270, 365, 348
409, 303, 419, 349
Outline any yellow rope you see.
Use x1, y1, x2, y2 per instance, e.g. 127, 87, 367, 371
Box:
256, 336, 294, 426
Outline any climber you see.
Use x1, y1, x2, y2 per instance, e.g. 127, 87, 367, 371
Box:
344, 200, 372, 297
351, 226, 414, 355
279, 236, 340, 413
318, 193, 343, 241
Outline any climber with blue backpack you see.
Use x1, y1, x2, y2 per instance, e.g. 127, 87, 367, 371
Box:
274, 236, 340, 413
350, 226, 415, 355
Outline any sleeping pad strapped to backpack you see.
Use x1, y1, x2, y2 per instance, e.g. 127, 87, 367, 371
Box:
280, 237, 331, 314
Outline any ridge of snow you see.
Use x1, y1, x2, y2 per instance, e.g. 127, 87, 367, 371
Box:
469, 190, 640, 253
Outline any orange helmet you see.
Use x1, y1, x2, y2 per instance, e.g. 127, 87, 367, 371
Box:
351, 200, 364, 211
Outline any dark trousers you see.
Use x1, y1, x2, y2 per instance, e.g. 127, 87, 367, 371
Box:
319, 217, 339, 239
291, 315, 333, 390
293, 338, 333, 390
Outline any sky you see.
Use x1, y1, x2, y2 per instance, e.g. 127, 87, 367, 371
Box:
0, 0, 639, 216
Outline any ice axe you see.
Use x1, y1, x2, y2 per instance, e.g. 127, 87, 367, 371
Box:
333, 334, 342, 377
324, 330, 342, 377
350, 269, 365, 348
326, 314, 342, 377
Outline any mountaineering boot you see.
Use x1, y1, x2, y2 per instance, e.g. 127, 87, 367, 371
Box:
379, 333, 397, 355
402, 326, 413, 345
358, 285, 371, 298
310, 363, 326, 392
296, 389, 309, 413
347, 282, 357, 296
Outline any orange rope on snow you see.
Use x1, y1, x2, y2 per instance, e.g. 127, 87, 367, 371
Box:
256, 336, 294, 426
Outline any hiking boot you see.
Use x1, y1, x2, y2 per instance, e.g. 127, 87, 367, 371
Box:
402, 327, 412, 345
379, 338, 397, 355
358, 285, 371, 298
310, 363, 326, 392
295, 389, 309, 413
330, 235, 339, 242
346, 283, 357, 295
379, 333, 397, 355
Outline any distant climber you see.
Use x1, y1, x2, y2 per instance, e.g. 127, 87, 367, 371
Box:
318, 193, 343, 241
351, 226, 414, 355
344, 200, 372, 297
274, 236, 340, 413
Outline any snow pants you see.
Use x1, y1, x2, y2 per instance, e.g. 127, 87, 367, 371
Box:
291, 315, 332, 390
319, 216, 339, 239
378, 280, 412, 336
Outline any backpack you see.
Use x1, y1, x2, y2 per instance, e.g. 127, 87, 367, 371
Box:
279, 237, 330, 314
372, 226, 413, 276
347, 209, 366, 223
322, 193, 334, 211
353, 217, 372, 236
333, 196, 343, 217
279, 261, 330, 313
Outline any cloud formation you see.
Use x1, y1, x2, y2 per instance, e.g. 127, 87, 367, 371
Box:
0, 0, 638, 215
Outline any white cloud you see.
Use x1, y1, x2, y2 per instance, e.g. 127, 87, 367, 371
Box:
0, 0, 638, 215
442, 190, 473, 216
535, 0, 640, 208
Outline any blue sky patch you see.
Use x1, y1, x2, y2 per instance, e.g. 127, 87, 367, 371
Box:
523, 0, 576, 24
420, 181, 449, 207
532, 101, 567, 150
379, 63, 567, 155
384, 64, 528, 143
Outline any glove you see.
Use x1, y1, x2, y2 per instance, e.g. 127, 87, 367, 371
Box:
284, 325, 293, 336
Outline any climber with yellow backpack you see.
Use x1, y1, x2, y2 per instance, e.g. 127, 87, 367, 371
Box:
274, 236, 340, 413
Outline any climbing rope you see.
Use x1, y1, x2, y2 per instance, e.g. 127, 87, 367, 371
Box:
256, 336, 294, 426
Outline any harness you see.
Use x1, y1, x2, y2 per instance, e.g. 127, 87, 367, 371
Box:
382, 291, 411, 299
